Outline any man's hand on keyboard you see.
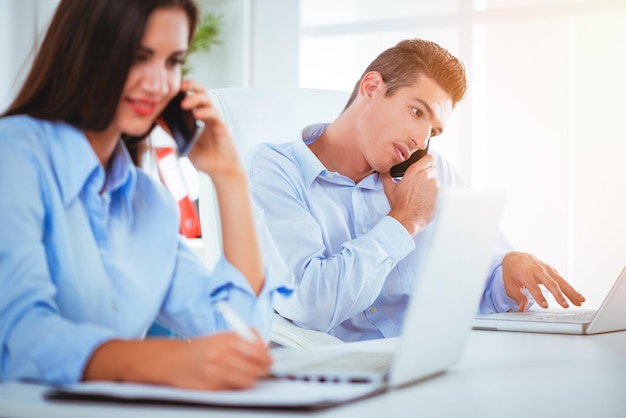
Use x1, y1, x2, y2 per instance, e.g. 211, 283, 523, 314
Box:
501, 252, 586, 312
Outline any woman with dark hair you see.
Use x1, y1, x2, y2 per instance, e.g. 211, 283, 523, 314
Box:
0, 0, 284, 390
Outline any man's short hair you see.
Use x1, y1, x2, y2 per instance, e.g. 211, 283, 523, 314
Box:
345, 38, 467, 109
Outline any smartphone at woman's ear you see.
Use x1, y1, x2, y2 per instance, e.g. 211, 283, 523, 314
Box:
159, 92, 205, 156
389, 145, 429, 178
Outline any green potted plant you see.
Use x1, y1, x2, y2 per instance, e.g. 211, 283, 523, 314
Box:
184, 11, 222, 76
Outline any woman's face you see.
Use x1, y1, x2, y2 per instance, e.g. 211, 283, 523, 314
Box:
113, 7, 190, 137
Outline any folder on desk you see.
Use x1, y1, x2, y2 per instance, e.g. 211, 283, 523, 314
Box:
45, 380, 383, 410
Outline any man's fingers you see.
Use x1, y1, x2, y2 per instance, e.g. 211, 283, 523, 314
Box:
502, 251, 587, 310
549, 268, 586, 306
539, 267, 586, 308
507, 285, 529, 312
535, 272, 569, 309
525, 283, 549, 309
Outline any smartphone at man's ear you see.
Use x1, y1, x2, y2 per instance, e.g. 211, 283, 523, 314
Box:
389, 145, 429, 178
159, 92, 205, 156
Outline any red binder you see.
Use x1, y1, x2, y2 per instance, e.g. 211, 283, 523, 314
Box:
154, 147, 202, 238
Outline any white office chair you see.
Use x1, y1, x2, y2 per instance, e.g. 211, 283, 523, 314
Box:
198, 87, 350, 348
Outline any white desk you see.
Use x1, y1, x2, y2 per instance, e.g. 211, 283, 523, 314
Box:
1, 330, 625, 418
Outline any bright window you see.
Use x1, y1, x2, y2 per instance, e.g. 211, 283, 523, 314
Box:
299, 0, 626, 306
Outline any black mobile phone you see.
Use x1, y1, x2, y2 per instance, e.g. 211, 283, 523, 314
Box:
160, 92, 205, 156
389, 145, 429, 178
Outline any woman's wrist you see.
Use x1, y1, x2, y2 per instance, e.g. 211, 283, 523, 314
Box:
83, 339, 187, 385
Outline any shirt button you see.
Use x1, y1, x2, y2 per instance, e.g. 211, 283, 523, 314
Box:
361, 226, 368, 234
98, 247, 106, 256
369, 306, 378, 314
326, 172, 335, 179
102, 192, 111, 203
111, 301, 118, 311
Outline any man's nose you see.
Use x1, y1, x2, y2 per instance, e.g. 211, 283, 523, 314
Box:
410, 131, 431, 152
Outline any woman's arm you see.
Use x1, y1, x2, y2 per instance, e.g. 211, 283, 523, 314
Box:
211, 171, 264, 295
183, 79, 264, 295
83, 333, 271, 389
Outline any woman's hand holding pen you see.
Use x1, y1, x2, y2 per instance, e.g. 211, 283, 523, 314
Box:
171, 332, 272, 390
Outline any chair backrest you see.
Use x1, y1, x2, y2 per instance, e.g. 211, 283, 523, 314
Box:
208, 87, 350, 156
197, 87, 350, 267
197, 87, 349, 347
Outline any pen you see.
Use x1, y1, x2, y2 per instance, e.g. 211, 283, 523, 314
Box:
215, 300, 257, 342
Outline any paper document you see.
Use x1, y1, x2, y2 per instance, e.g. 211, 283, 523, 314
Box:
45, 379, 383, 410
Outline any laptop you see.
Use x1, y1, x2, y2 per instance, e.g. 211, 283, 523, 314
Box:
472, 265, 626, 335
270, 188, 507, 389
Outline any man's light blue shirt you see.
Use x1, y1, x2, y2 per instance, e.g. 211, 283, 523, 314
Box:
0, 116, 285, 384
246, 124, 519, 342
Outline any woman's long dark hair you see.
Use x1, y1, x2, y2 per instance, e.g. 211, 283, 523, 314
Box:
2, 0, 199, 165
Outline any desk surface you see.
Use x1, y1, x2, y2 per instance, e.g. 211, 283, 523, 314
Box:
1, 330, 625, 418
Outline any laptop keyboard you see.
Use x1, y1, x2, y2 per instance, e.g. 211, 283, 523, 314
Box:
517, 310, 595, 323
301, 351, 394, 372
271, 350, 394, 384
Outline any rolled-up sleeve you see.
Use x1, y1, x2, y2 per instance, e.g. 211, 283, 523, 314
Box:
1, 244, 117, 383
156, 238, 290, 342
478, 234, 536, 313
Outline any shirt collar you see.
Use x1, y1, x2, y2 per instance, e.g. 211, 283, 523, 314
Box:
294, 123, 328, 187
48, 121, 137, 225
48, 121, 101, 207
295, 123, 382, 190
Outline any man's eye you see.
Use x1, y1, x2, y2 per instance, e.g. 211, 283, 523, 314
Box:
411, 108, 423, 117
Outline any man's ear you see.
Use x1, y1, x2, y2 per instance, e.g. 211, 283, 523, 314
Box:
360, 71, 384, 99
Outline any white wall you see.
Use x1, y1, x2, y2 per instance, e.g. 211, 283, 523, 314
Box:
0, 0, 59, 111
479, 9, 626, 308
0, 2, 17, 111
192, 0, 299, 88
